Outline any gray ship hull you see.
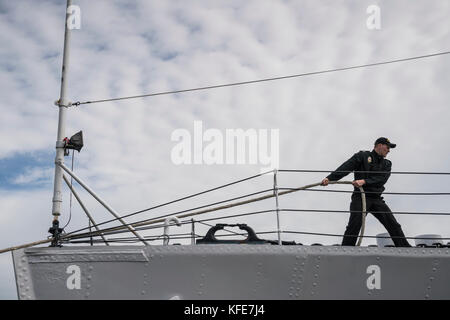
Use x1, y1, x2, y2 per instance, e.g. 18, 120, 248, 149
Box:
12, 244, 450, 300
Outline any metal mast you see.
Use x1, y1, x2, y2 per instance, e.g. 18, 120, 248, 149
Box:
48, 1, 148, 245
50, 0, 73, 244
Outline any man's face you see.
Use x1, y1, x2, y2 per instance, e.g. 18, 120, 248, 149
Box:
376, 143, 390, 157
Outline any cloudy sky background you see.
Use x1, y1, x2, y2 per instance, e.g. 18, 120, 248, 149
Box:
1, 0, 449, 299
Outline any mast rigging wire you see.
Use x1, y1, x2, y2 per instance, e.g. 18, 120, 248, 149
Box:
54, 168, 450, 239
65, 205, 450, 241
64, 188, 274, 239
58, 168, 450, 239
62, 171, 270, 237
65, 189, 276, 239
61, 174, 450, 241
73, 51, 450, 106
0, 181, 353, 253
2, 170, 450, 253
82, 209, 276, 238
64, 181, 364, 242
63, 184, 450, 240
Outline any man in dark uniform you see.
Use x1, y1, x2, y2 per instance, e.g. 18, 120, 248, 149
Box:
321, 137, 411, 247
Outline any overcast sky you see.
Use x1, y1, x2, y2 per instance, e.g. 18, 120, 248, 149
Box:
1, 0, 449, 299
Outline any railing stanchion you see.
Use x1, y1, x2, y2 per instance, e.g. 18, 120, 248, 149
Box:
191, 219, 196, 245
274, 169, 282, 245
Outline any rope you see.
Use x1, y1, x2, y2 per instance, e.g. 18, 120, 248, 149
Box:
73, 51, 450, 106
0, 239, 52, 255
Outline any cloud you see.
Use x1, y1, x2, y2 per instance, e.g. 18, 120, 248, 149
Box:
10, 167, 53, 186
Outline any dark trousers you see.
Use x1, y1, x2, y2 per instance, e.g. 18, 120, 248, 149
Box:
342, 194, 411, 247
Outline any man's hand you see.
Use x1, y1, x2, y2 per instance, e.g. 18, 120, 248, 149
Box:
321, 178, 329, 186
352, 179, 366, 188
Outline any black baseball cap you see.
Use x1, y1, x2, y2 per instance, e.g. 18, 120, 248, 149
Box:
375, 137, 396, 148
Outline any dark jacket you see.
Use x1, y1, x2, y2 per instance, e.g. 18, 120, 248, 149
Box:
326, 150, 391, 197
